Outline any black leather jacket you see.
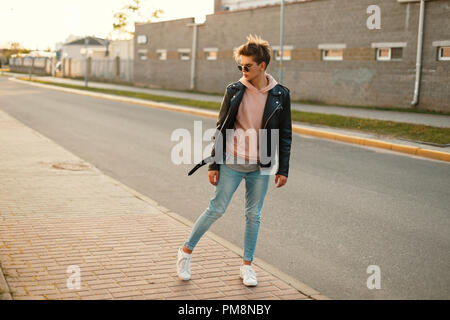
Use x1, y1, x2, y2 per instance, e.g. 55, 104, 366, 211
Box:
188, 81, 292, 177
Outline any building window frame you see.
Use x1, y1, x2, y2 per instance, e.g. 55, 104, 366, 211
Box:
321, 49, 344, 61
204, 48, 218, 61
319, 44, 346, 61
137, 35, 148, 45
137, 49, 148, 61
432, 40, 450, 62
156, 49, 167, 61
376, 48, 392, 61
438, 47, 450, 61
376, 47, 403, 61
272, 45, 293, 61
178, 48, 191, 61
372, 42, 406, 61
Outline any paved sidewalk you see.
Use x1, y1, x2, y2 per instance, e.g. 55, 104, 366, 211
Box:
0, 110, 323, 300
3, 72, 449, 128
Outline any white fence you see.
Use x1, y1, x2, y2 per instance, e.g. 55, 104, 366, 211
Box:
63, 58, 134, 83
9, 57, 134, 83
9, 57, 53, 75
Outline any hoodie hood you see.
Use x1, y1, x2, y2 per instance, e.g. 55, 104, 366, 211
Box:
239, 72, 278, 93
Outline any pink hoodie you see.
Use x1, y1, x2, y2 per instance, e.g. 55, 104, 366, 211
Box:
225, 73, 278, 162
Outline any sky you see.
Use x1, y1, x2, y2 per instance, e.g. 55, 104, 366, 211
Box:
0, 0, 214, 50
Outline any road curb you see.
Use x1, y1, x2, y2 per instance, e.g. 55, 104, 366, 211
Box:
11, 77, 449, 164
293, 127, 450, 162
0, 262, 12, 300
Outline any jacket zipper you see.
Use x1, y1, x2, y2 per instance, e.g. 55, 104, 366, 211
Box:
263, 106, 282, 129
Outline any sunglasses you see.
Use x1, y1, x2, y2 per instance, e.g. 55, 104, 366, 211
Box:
237, 65, 251, 72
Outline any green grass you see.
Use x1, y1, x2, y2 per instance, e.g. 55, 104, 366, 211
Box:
62, 75, 224, 97
294, 110, 450, 146
21, 77, 450, 146
292, 99, 450, 116
23, 78, 220, 111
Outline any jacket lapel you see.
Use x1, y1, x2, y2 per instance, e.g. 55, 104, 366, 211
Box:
261, 84, 282, 129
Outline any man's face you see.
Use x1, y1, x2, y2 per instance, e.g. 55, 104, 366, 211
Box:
239, 55, 265, 82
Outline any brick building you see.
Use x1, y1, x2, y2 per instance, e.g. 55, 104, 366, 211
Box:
134, 0, 450, 112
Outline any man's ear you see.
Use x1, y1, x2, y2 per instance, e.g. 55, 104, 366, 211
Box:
260, 61, 266, 71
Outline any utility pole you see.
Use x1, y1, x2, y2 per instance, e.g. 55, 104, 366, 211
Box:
28, 56, 36, 80
84, 38, 89, 87
187, 22, 204, 91
279, 0, 285, 84
190, 23, 198, 90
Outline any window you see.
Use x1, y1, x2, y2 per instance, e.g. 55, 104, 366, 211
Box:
372, 42, 406, 61
178, 49, 191, 61
438, 47, 450, 61
137, 49, 147, 61
204, 48, 218, 60
377, 48, 390, 61
322, 49, 343, 61
272, 46, 292, 61
432, 41, 450, 61
319, 44, 345, 61
376, 47, 403, 61
137, 35, 148, 45
391, 48, 403, 60
156, 49, 167, 60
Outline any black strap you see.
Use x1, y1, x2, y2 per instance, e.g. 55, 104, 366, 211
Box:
187, 156, 215, 176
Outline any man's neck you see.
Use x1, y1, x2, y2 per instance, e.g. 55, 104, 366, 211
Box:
250, 73, 268, 90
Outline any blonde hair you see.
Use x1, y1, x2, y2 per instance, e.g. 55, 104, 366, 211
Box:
233, 34, 272, 70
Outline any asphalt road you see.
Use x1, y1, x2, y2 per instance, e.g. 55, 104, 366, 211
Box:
1, 77, 449, 299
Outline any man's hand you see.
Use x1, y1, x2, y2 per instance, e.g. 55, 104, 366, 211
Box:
208, 170, 219, 186
275, 174, 287, 188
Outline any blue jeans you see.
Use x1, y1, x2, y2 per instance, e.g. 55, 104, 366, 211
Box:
184, 163, 270, 262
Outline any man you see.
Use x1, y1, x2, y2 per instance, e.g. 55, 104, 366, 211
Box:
179, 34, 292, 286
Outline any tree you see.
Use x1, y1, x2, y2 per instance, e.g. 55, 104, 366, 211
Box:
3, 42, 30, 65
9, 42, 23, 51
108, 0, 163, 40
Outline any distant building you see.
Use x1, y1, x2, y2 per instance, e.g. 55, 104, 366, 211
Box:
61, 36, 110, 60
109, 39, 134, 60
215, 0, 305, 12
134, 0, 450, 112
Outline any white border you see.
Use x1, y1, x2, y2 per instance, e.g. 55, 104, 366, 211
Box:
432, 40, 450, 47
371, 42, 407, 48
318, 43, 346, 50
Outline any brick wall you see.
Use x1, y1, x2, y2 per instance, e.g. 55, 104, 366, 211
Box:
134, 0, 450, 112
134, 17, 195, 90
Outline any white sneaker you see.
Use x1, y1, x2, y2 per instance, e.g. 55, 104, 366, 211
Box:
240, 265, 258, 286
176, 247, 191, 280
